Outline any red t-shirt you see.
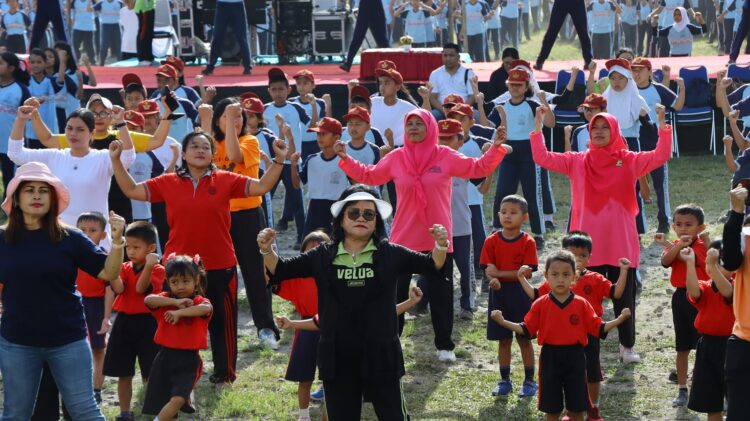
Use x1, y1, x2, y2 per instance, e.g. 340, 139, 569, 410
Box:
479, 231, 538, 282
688, 280, 736, 336
536, 270, 614, 316
274, 277, 318, 318
145, 170, 251, 270
150, 292, 212, 350
663, 238, 709, 288
76, 269, 108, 298
113, 262, 166, 314
522, 293, 603, 346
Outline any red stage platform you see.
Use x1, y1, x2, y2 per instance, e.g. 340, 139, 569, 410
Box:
91, 54, 744, 90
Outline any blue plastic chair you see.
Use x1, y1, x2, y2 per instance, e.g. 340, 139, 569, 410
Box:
675, 65, 716, 155
598, 68, 609, 80
652, 69, 664, 84
728, 63, 750, 81
550, 69, 587, 150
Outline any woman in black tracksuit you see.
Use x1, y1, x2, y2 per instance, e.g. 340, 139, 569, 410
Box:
258, 185, 449, 420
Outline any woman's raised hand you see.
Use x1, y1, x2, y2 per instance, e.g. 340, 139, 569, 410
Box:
109, 210, 126, 244
257, 228, 277, 253
429, 224, 449, 247
334, 140, 348, 160
108, 139, 123, 161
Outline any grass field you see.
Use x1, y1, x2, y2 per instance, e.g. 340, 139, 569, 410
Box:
0, 28, 735, 420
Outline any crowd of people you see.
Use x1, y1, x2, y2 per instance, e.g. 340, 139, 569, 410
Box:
1, 13, 750, 418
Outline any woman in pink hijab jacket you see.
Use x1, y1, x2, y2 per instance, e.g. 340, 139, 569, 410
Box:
334, 108, 512, 361
530, 104, 672, 364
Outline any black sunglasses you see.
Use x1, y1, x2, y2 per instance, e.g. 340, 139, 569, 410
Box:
346, 208, 377, 222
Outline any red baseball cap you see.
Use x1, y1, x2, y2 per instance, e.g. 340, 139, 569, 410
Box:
630, 57, 652, 71
510, 59, 532, 70
350, 85, 371, 105
376, 60, 397, 71
268, 67, 288, 81
438, 119, 463, 137
124, 110, 145, 128
294, 69, 315, 83
447, 103, 474, 119
343, 106, 371, 123
605, 58, 631, 72
580, 94, 607, 109
443, 94, 465, 107
121, 73, 143, 88
160, 56, 185, 72
507, 68, 530, 84
156, 64, 178, 79
242, 97, 264, 114
239, 91, 260, 101
375, 67, 404, 85
307, 117, 343, 135
137, 99, 160, 116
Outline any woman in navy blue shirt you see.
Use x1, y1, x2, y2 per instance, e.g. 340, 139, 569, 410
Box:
0, 162, 125, 420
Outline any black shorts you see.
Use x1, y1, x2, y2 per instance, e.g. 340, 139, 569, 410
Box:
671, 288, 698, 352
285, 329, 320, 382
584, 335, 602, 383
142, 348, 202, 416
538, 344, 591, 414
103, 313, 159, 378
487, 282, 532, 340
82, 296, 107, 350
725, 335, 750, 420
688, 334, 729, 414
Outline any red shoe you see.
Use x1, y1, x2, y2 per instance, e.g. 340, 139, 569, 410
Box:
587, 405, 604, 421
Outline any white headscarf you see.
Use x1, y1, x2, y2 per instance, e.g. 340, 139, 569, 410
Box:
603, 65, 648, 130
673, 7, 689, 32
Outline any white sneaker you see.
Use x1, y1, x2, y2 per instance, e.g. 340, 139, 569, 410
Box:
622, 347, 641, 364
259, 328, 279, 350
437, 350, 456, 362
138, 60, 152, 66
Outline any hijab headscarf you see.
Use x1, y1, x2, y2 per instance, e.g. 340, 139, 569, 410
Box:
583, 113, 639, 216
603, 63, 646, 130
401, 109, 440, 224
673, 7, 689, 32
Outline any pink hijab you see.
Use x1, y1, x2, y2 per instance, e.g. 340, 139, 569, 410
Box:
401, 109, 440, 223
583, 113, 639, 216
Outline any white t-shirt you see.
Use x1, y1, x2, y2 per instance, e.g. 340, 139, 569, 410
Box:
119, 6, 138, 54
128, 138, 178, 220
7, 138, 135, 247
428, 65, 475, 104
370, 97, 416, 147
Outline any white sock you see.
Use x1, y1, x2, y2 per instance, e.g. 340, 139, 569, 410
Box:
299, 408, 310, 418
153, 417, 160, 421
544, 214, 554, 222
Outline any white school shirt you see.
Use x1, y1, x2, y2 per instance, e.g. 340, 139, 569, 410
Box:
369, 96, 417, 147
299, 153, 349, 200
7, 138, 135, 235
428, 65, 476, 104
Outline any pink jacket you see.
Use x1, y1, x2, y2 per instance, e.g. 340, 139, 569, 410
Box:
339, 145, 506, 252
530, 126, 672, 267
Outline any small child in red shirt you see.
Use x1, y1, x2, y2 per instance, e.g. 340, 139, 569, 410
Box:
103, 221, 165, 421
516, 231, 630, 420
655, 204, 710, 407
491, 250, 631, 421
143, 254, 212, 421
270, 230, 329, 421
480, 195, 538, 397
682, 242, 735, 421
75, 211, 115, 403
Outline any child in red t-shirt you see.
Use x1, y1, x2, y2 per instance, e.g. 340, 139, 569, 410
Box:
143, 254, 212, 420
492, 250, 631, 421
270, 230, 329, 421
655, 204, 710, 407
479, 195, 539, 398
103, 221, 165, 421
75, 211, 115, 403
517, 231, 629, 420
681, 243, 735, 421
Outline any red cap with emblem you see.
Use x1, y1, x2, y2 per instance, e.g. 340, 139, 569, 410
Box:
580, 93, 607, 109
443, 94, 465, 106
307, 117, 343, 135
137, 99, 160, 116
239, 91, 260, 101
510, 59, 532, 70
447, 103, 474, 119
160, 56, 185, 71
507, 68, 530, 83
242, 97, 264, 114
124, 110, 145, 128
630, 57, 652, 71
343, 106, 371, 123
294, 69, 315, 83
350, 85, 371, 105
156, 64, 178, 79
437, 119, 463, 137
121, 73, 143, 88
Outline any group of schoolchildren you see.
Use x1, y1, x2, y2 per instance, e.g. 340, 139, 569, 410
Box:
2, 41, 748, 420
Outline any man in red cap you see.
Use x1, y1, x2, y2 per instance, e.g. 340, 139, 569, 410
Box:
202, 0, 253, 76
290, 117, 349, 237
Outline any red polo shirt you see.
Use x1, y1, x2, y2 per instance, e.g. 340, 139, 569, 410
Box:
664, 238, 709, 288
536, 270, 614, 316
274, 277, 318, 318
150, 292, 212, 350
76, 269, 108, 298
688, 280, 736, 336
113, 262, 166, 314
480, 231, 538, 282
145, 170, 251, 270
522, 293, 603, 346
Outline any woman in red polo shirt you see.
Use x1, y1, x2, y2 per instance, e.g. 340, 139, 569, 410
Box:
108, 130, 287, 387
